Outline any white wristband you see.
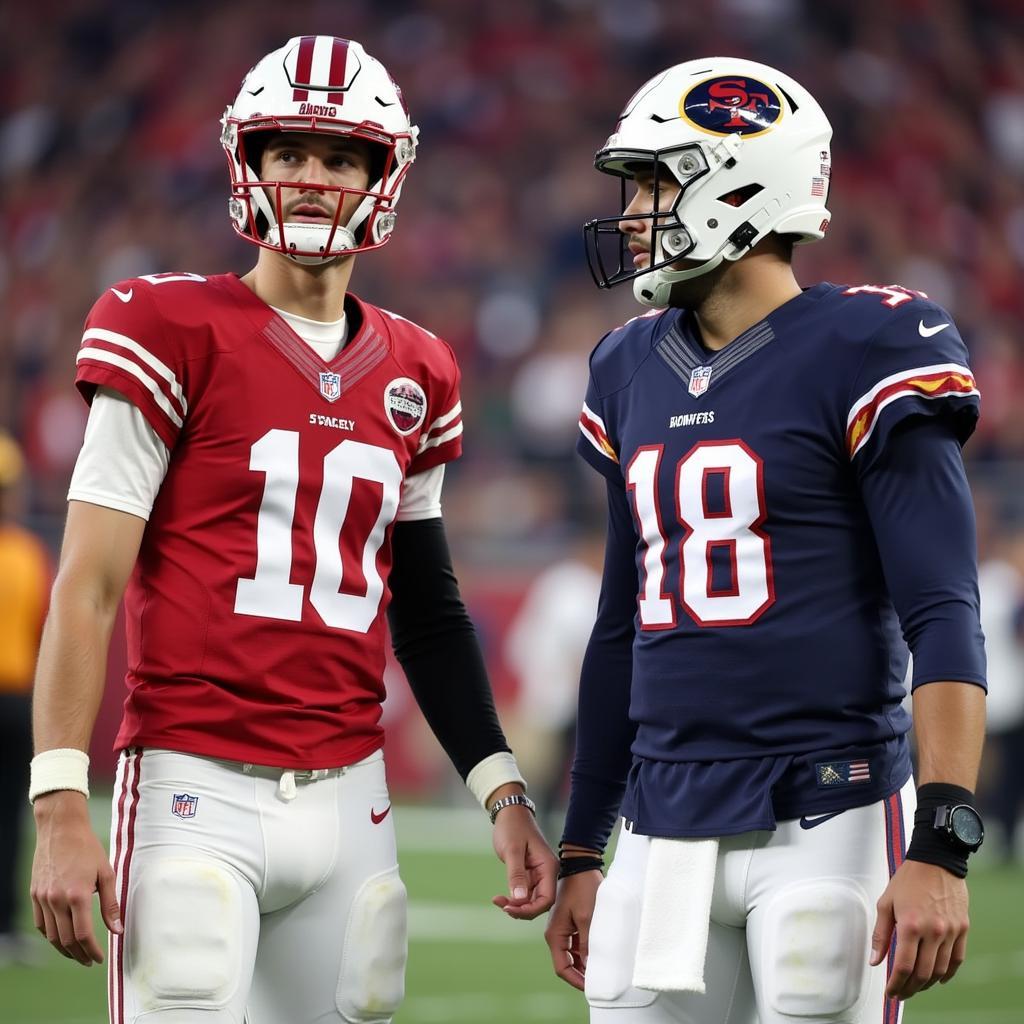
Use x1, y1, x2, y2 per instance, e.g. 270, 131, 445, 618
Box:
466, 751, 526, 810
29, 748, 90, 803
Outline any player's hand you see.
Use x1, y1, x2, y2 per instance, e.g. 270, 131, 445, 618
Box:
490, 806, 558, 920
545, 870, 602, 990
870, 858, 969, 1000
30, 791, 122, 966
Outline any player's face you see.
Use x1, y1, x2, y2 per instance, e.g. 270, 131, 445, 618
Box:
260, 133, 373, 229
618, 167, 682, 271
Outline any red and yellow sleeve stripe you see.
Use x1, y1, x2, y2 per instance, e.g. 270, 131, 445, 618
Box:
578, 402, 619, 463
846, 363, 978, 459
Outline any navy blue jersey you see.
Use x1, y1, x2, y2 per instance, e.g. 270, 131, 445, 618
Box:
568, 282, 986, 845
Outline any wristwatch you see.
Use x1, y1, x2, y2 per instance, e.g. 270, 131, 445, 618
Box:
932, 804, 985, 853
488, 793, 537, 824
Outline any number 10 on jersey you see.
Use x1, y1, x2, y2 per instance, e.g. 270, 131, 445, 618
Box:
627, 440, 774, 628
234, 430, 402, 633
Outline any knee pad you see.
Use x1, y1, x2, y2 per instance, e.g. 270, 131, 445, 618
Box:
759, 879, 870, 1019
336, 866, 408, 1023
127, 857, 246, 1009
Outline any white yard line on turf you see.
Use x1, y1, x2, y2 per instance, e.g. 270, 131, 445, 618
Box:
408, 902, 543, 942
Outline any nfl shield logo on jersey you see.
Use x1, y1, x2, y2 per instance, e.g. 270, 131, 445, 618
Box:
688, 365, 713, 397
172, 793, 199, 819
319, 371, 342, 402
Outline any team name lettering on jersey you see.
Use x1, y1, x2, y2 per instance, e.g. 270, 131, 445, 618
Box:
309, 413, 356, 431
669, 411, 716, 428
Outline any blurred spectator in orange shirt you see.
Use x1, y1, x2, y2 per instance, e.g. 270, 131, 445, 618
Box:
0, 431, 50, 964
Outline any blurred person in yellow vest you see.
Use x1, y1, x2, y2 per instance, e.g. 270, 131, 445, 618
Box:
0, 431, 50, 964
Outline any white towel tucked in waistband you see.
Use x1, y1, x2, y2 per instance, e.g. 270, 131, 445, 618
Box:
632, 836, 719, 993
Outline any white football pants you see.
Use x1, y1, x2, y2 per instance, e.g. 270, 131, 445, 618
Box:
107, 747, 406, 1024
586, 778, 915, 1024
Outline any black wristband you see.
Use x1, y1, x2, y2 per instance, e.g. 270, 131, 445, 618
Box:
904, 783, 976, 879
557, 856, 605, 880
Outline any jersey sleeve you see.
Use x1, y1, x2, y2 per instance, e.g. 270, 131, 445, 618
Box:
407, 350, 463, 475
67, 388, 170, 519
576, 365, 621, 481
75, 282, 188, 450
846, 301, 979, 470
562, 475, 638, 852
860, 417, 986, 690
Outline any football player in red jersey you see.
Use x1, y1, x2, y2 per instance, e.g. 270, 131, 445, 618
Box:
545, 58, 987, 1024
28, 36, 555, 1023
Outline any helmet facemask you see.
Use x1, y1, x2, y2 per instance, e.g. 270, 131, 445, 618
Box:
584, 145, 712, 294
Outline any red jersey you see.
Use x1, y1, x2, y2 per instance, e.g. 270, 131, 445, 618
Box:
75, 272, 463, 768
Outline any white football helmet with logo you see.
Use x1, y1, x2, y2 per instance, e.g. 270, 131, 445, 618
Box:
221, 36, 418, 265
584, 57, 833, 307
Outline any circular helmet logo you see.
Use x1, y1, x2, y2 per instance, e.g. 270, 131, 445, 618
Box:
384, 377, 427, 435
680, 76, 783, 137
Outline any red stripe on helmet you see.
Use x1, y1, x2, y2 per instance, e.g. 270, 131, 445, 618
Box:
292, 34, 317, 102
327, 37, 349, 105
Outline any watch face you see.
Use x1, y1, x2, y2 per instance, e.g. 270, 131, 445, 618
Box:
950, 806, 984, 848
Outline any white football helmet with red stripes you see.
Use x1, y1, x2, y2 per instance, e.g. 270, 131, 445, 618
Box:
221, 36, 418, 264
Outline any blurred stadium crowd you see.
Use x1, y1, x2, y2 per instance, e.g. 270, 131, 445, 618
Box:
1, 0, 1023, 844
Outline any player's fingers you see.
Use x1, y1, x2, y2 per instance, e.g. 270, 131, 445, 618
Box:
903, 933, 941, 999
870, 897, 896, 967
501, 896, 547, 920
503, 843, 530, 904
37, 901, 74, 959
97, 863, 124, 936
922, 936, 956, 991
576, 915, 590, 968
31, 889, 45, 933
545, 915, 585, 990
940, 930, 968, 984
885, 926, 921, 1000
50, 896, 92, 965
69, 889, 105, 965
502, 858, 557, 919
529, 850, 558, 913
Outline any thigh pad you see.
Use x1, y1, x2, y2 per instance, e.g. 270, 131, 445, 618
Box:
585, 877, 658, 1010
759, 879, 870, 1019
127, 857, 247, 1009
336, 865, 408, 1024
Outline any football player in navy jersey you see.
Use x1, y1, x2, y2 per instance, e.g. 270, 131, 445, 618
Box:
28, 36, 555, 1024
543, 58, 987, 1023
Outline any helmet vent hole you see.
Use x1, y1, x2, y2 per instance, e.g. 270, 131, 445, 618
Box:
717, 184, 764, 208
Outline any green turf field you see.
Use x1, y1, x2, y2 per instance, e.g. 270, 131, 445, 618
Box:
2, 800, 1020, 1023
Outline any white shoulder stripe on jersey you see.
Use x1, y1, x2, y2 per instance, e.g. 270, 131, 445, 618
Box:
77, 349, 184, 429
417, 422, 463, 453
82, 328, 187, 414
424, 401, 462, 435
581, 401, 607, 433
578, 419, 616, 461
846, 362, 971, 428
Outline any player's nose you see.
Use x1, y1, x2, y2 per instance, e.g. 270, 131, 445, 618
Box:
297, 156, 332, 188
618, 193, 651, 238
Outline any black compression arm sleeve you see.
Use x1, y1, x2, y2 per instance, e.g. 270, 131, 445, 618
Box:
387, 517, 510, 779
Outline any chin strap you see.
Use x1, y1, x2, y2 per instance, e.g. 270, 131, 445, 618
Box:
633, 205, 775, 308
265, 222, 357, 265
633, 251, 728, 307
